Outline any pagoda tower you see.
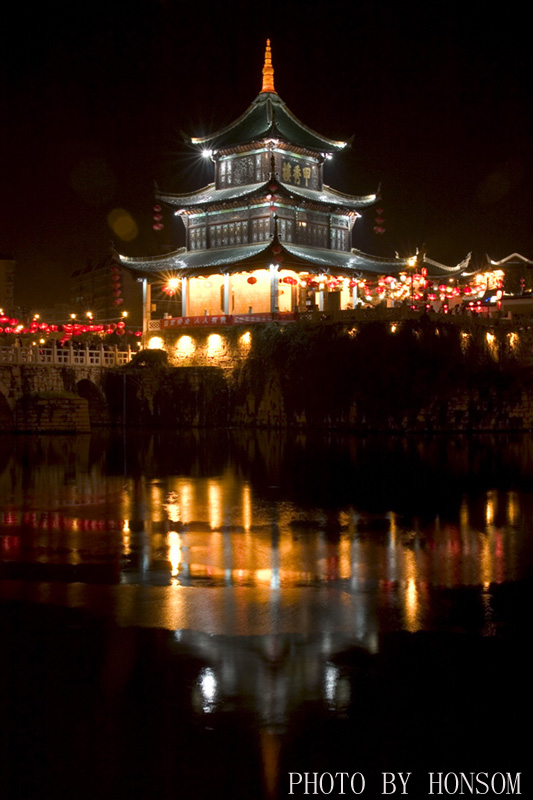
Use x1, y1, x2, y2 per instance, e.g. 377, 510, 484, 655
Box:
120, 42, 463, 326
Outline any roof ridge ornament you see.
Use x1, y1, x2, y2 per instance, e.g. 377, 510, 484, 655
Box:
261, 39, 276, 93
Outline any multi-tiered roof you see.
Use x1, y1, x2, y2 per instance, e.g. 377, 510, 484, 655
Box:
120, 43, 466, 283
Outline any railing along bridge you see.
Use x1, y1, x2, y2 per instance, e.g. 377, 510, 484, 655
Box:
0, 344, 134, 368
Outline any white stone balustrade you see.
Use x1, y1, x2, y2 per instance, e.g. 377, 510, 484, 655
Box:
0, 342, 133, 367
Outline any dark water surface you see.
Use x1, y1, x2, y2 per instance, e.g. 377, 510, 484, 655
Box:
1, 431, 532, 799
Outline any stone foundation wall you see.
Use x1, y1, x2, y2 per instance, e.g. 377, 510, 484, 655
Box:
14, 396, 90, 433
3, 319, 533, 432
230, 381, 533, 432
103, 366, 229, 427
0, 364, 105, 405
0, 365, 77, 403
160, 328, 252, 369
96, 361, 533, 432
0, 365, 106, 432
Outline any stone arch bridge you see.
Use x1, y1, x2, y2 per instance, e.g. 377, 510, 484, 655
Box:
0, 344, 133, 432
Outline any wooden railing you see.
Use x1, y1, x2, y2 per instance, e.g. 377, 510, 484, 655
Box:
0, 344, 134, 367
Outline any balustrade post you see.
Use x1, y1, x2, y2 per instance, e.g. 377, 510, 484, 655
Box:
68, 340, 74, 366
52, 339, 58, 365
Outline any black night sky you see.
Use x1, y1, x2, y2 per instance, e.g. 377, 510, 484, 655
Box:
1, 0, 531, 309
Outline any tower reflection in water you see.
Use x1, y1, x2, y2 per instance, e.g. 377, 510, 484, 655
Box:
118, 467, 523, 726
1, 431, 532, 797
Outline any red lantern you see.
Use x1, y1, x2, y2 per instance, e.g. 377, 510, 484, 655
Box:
269, 183, 278, 192
247, 276, 257, 285
153, 223, 164, 231
117, 321, 125, 329
153, 204, 162, 212
135, 331, 142, 337
272, 245, 282, 255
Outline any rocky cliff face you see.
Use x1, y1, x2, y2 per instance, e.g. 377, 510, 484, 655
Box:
100, 320, 533, 432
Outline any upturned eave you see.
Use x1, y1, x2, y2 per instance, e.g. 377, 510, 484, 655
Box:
117, 239, 413, 280
157, 179, 376, 215
189, 91, 348, 155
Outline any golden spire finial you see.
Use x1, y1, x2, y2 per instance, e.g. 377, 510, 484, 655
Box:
261, 39, 275, 93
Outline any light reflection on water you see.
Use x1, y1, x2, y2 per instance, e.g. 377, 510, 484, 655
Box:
2, 431, 533, 796
1, 430, 533, 642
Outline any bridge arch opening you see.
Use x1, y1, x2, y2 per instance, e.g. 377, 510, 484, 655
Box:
0, 388, 13, 430
77, 380, 109, 426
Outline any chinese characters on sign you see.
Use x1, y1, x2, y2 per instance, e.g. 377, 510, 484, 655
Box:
282, 160, 313, 187
161, 315, 228, 328
160, 313, 297, 328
